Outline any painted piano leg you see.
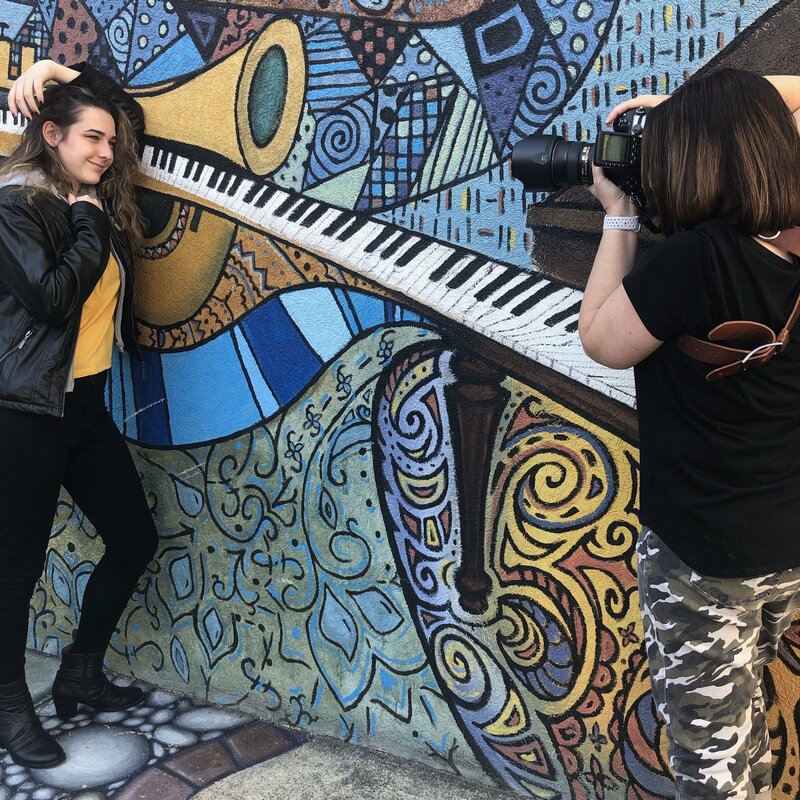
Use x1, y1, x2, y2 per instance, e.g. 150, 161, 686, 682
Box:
444, 350, 510, 614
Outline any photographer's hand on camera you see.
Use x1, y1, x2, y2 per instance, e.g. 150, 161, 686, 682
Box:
588, 164, 639, 218
606, 94, 669, 126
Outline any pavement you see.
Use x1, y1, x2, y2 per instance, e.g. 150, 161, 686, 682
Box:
4, 650, 522, 800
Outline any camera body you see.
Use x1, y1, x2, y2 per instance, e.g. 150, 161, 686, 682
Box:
511, 107, 648, 206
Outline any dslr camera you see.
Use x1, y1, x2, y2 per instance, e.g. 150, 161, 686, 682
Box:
511, 108, 648, 207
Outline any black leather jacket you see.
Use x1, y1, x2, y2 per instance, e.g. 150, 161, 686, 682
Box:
0, 64, 145, 417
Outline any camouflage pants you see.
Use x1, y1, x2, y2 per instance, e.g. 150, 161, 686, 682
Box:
636, 527, 800, 800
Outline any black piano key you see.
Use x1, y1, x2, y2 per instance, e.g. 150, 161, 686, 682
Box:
273, 195, 299, 217
191, 161, 204, 182
446, 257, 489, 289
394, 239, 431, 268
544, 301, 582, 328
159, 148, 170, 169
167, 151, 178, 172
322, 214, 348, 237
364, 227, 397, 254
253, 185, 277, 207
335, 217, 363, 241
510, 282, 564, 316
565, 319, 579, 334
300, 204, 328, 228
288, 199, 314, 222
492, 275, 542, 309
473, 268, 519, 302
149, 148, 159, 167
226, 176, 244, 196
205, 168, 223, 188
429, 252, 465, 282
183, 159, 197, 179
243, 182, 262, 204
381, 232, 411, 259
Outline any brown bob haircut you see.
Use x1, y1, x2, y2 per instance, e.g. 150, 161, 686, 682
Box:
642, 68, 800, 237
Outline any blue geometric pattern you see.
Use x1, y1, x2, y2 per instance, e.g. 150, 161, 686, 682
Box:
108, 286, 428, 446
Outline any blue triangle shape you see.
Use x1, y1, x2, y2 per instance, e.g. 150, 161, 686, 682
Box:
83, 0, 126, 28
417, 26, 478, 96
477, 59, 536, 153
35, 0, 58, 31
127, 32, 204, 86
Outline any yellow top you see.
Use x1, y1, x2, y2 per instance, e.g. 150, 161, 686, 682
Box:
72, 252, 121, 379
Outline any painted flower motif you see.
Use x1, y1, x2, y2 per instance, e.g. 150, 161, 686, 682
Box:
589, 722, 608, 751
284, 431, 304, 472
377, 332, 395, 364
303, 403, 322, 436
583, 754, 617, 800
336, 365, 352, 398
618, 622, 640, 646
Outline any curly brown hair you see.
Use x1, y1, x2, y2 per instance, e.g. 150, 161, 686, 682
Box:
0, 83, 144, 247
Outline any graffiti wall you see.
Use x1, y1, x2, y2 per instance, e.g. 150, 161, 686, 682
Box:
2, 0, 800, 797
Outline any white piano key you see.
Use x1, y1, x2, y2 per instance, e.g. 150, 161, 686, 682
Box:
392, 245, 455, 300
465, 278, 557, 329
132, 141, 638, 408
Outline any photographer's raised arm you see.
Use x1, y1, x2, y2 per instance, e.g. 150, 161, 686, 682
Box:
578, 166, 662, 369
607, 74, 800, 126
766, 76, 800, 113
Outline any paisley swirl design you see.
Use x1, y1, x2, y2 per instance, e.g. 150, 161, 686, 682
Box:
494, 417, 616, 549
375, 344, 647, 795
432, 625, 493, 709
498, 596, 576, 702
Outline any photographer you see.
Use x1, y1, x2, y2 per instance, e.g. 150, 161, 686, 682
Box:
579, 69, 800, 800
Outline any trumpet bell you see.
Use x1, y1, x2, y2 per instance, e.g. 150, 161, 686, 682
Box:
133, 17, 306, 176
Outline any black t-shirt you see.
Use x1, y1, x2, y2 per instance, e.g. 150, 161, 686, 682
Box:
623, 219, 800, 577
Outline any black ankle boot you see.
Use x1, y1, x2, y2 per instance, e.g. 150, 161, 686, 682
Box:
0, 677, 65, 768
51, 647, 144, 720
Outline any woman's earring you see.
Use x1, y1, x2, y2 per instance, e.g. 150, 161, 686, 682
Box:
758, 231, 782, 241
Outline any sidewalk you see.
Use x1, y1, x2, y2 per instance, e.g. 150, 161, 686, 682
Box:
2, 650, 521, 800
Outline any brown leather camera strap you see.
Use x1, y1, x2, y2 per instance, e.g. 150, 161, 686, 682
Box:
675, 287, 800, 380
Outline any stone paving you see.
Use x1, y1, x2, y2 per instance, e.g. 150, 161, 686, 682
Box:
5, 651, 515, 800
1, 652, 305, 800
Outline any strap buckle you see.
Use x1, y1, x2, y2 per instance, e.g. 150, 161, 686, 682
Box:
740, 341, 783, 366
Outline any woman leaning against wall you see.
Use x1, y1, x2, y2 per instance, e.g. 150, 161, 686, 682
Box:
0, 60, 157, 768
580, 70, 800, 800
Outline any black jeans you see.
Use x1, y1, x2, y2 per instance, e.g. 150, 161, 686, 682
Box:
0, 372, 158, 683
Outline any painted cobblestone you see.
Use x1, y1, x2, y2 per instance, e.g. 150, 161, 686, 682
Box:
0, 676, 303, 800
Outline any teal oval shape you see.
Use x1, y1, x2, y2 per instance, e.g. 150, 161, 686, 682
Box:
248, 46, 288, 148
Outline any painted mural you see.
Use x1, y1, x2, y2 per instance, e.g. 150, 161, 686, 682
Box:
2, 1, 800, 798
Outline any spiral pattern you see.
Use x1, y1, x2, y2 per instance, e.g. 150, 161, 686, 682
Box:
498, 597, 576, 701
503, 426, 615, 535
107, 7, 133, 66
308, 106, 372, 184
512, 46, 571, 137
433, 626, 493, 709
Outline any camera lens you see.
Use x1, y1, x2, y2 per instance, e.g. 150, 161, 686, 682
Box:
511, 135, 595, 191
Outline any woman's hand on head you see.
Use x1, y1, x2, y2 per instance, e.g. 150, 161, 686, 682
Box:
588, 165, 639, 217
605, 94, 669, 125
68, 193, 103, 210
7, 59, 81, 119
